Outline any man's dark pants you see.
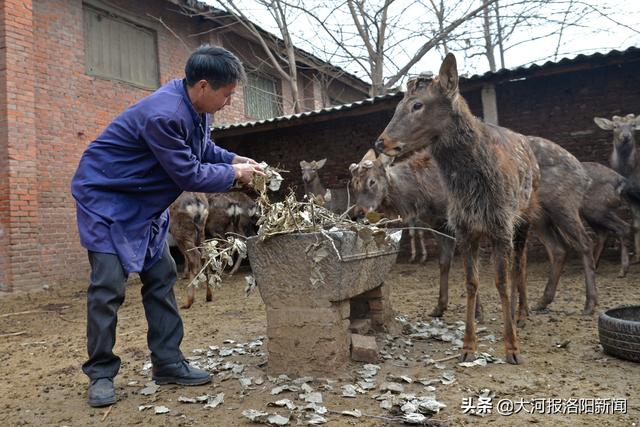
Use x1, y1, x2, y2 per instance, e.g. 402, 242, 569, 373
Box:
82, 243, 184, 380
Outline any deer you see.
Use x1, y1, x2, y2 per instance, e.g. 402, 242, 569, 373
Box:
349, 148, 463, 318
299, 159, 350, 215
594, 114, 640, 263
343, 153, 431, 264
375, 53, 539, 365
206, 191, 258, 274
168, 192, 209, 309
525, 136, 598, 315
581, 162, 631, 278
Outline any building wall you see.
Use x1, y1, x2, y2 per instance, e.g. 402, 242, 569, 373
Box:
0, 0, 366, 291
493, 61, 640, 162
215, 107, 397, 199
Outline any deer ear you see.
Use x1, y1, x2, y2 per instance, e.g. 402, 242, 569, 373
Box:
438, 53, 459, 96
594, 117, 614, 130
634, 115, 640, 130
349, 163, 358, 174
361, 148, 377, 163
300, 160, 308, 168
316, 158, 327, 169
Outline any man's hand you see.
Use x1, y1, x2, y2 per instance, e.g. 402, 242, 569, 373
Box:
232, 155, 260, 166
232, 162, 265, 185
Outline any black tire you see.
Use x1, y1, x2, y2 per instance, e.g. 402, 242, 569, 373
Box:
598, 305, 640, 363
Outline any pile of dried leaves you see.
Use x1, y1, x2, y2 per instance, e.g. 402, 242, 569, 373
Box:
188, 162, 399, 292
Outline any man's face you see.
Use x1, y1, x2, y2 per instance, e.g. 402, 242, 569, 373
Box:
205, 82, 236, 113
192, 80, 236, 114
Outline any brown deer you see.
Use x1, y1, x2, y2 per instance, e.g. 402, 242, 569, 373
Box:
206, 191, 258, 275
168, 192, 209, 309
300, 159, 350, 214
375, 53, 539, 364
349, 148, 462, 318
347, 152, 432, 264
526, 136, 598, 315
581, 162, 631, 278
594, 114, 640, 262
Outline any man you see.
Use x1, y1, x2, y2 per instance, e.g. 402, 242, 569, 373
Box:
71, 45, 264, 407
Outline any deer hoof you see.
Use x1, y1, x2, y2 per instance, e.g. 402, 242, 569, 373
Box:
582, 304, 596, 315
459, 350, 476, 363
474, 308, 484, 323
532, 301, 549, 312
505, 351, 523, 365
430, 306, 445, 317
617, 270, 627, 278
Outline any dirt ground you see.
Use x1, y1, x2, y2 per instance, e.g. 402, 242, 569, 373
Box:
0, 251, 638, 426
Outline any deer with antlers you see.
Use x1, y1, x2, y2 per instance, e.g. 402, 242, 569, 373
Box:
375, 53, 539, 364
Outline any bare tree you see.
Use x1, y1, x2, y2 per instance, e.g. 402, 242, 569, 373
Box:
457, 0, 622, 71
221, 0, 304, 113
287, 0, 498, 96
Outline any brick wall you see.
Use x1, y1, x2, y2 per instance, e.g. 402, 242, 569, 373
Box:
215, 107, 397, 199
493, 61, 640, 162
0, 0, 366, 292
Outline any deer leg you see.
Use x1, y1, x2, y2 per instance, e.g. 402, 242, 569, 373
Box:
408, 229, 417, 263
431, 235, 454, 318
511, 223, 530, 328
493, 239, 522, 365
206, 283, 213, 302
182, 285, 196, 309
631, 204, 640, 263
593, 232, 607, 269
619, 238, 630, 278
594, 214, 630, 278
575, 225, 597, 315
180, 243, 201, 309
228, 253, 242, 275
554, 214, 597, 314
533, 225, 567, 311
419, 230, 428, 263
459, 234, 480, 363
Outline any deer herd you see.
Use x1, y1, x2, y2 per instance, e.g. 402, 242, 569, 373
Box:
169, 53, 639, 365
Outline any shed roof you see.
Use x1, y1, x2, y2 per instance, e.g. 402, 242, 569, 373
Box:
213, 46, 640, 137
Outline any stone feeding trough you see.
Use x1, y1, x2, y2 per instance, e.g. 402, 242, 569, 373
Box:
246, 229, 401, 376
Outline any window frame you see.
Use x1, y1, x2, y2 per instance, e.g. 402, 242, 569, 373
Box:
243, 72, 282, 120
82, 0, 160, 90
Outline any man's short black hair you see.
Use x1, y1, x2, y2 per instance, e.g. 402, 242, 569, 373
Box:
185, 45, 246, 89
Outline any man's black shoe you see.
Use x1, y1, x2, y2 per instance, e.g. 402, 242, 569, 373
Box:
88, 377, 116, 407
152, 359, 211, 385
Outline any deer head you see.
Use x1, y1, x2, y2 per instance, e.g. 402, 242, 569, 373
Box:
299, 158, 327, 184
375, 53, 460, 157
594, 114, 640, 151
349, 149, 393, 218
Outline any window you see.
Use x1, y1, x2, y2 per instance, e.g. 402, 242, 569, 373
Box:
83, 3, 159, 89
244, 73, 281, 119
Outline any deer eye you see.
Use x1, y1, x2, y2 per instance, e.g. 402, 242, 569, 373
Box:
412, 101, 423, 111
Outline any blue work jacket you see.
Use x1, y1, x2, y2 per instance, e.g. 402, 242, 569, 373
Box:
71, 79, 236, 273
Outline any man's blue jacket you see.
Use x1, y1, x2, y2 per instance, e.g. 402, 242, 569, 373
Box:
71, 79, 236, 273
